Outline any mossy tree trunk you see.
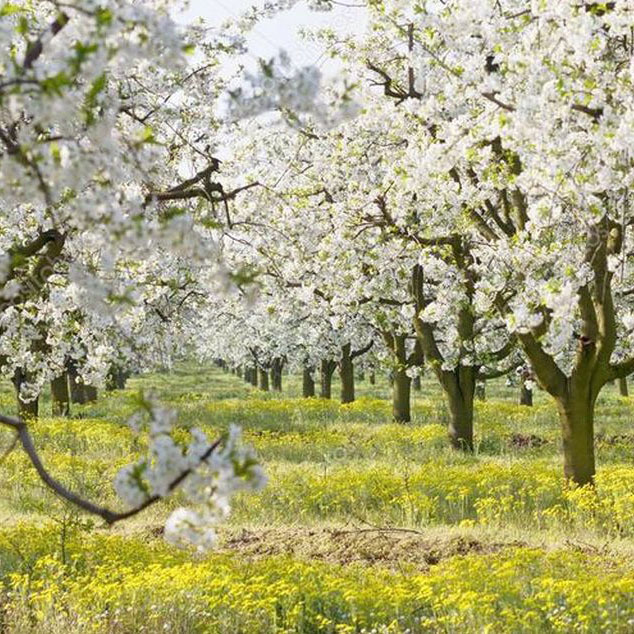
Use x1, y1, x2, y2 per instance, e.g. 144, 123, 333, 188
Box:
412, 263, 483, 452
441, 366, 476, 451
382, 331, 417, 423
555, 390, 596, 486
509, 217, 634, 486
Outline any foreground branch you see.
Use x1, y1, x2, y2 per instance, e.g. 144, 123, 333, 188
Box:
0, 413, 221, 525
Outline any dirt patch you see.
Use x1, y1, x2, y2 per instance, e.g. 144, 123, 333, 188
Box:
509, 433, 549, 449
218, 526, 526, 571
596, 433, 634, 446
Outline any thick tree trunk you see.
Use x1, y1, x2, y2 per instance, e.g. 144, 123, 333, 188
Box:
271, 358, 283, 391
320, 359, 336, 399
619, 377, 629, 397
302, 366, 315, 398
258, 368, 269, 391
339, 343, 355, 404
387, 333, 413, 423
520, 384, 533, 406
392, 367, 411, 422
556, 396, 595, 486
13, 368, 38, 419
51, 373, 70, 416
441, 367, 476, 451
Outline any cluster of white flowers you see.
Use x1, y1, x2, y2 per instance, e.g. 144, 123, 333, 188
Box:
114, 395, 265, 551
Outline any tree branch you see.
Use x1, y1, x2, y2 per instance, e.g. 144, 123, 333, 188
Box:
0, 413, 222, 525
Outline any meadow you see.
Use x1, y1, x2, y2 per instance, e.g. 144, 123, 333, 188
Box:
2, 366, 634, 633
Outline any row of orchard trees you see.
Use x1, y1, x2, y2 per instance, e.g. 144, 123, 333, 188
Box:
197, 0, 634, 487
3, 0, 634, 537
0, 0, 336, 547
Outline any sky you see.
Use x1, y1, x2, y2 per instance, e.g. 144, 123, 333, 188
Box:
176, 0, 366, 76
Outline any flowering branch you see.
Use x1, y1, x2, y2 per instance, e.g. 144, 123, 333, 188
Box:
0, 412, 220, 526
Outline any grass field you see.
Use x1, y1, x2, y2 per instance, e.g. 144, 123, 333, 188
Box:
2, 366, 634, 632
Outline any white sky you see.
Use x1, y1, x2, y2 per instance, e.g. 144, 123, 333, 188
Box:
176, 0, 366, 75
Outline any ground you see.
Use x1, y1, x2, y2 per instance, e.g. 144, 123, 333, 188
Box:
1, 365, 634, 632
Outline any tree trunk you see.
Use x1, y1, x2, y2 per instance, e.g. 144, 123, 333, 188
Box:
339, 343, 355, 404
320, 359, 336, 399
412, 375, 421, 391
13, 368, 38, 419
475, 380, 486, 401
51, 373, 70, 416
67, 360, 86, 405
271, 358, 283, 391
619, 377, 629, 397
302, 366, 315, 398
441, 367, 475, 451
248, 366, 258, 387
392, 366, 411, 422
369, 370, 376, 385
520, 384, 533, 406
388, 333, 412, 423
258, 368, 269, 391
556, 396, 595, 486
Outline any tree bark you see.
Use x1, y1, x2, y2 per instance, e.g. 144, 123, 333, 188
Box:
619, 376, 629, 397
392, 366, 411, 422
320, 359, 336, 399
441, 367, 476, 451
302, 366, 315, 398
339, 343, 355, 404
556, 396, 595, 486
51, 372, 70, 416
258, 368, 269, 391
384, 333, 412, 423
248, 366, 258, 387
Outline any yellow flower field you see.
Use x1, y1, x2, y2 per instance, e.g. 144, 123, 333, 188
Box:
2, 366, 634, 632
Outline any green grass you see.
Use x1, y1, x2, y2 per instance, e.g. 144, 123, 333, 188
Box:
1, 365, 634, 632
